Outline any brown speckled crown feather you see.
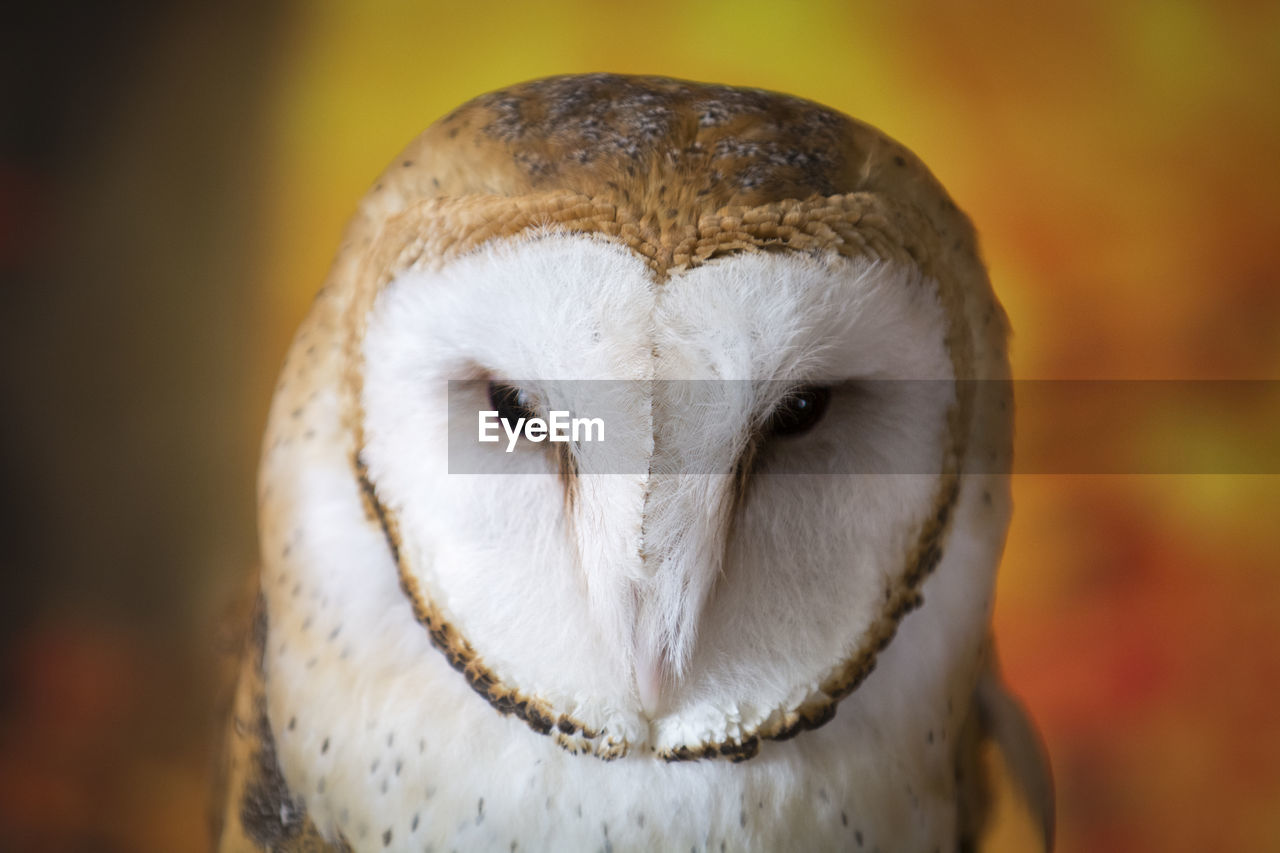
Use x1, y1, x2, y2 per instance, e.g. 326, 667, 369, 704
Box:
360, 74, 981, 280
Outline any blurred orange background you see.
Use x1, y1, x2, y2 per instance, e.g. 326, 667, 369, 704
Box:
2, 2, 1277, 850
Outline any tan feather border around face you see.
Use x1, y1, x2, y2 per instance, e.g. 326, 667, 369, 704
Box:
343, 192, 969, 762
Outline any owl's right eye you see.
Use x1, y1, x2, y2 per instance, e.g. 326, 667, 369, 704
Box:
767, 385, 831, 438
488, 381, 538, 428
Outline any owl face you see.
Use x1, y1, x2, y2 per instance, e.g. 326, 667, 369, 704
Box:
260, 74, 1014, 769
358, 226, 961, 758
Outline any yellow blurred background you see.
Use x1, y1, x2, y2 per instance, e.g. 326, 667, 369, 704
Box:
2, 1, 1277, 850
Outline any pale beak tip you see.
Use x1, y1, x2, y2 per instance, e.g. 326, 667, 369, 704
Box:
636, 659, 663, 717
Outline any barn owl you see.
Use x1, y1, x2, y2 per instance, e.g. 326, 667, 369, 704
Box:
215, 74, 1053, 852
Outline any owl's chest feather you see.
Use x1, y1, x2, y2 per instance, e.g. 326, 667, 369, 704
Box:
226, 613, 958, 853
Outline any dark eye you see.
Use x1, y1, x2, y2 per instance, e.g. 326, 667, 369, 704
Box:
768, 385, 830, 437
488, 381, 537, 427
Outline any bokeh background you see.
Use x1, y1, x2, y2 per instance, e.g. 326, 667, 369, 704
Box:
2, 2, 1277, 850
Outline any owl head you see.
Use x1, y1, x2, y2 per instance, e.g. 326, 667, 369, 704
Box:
261, 74, 1013, 763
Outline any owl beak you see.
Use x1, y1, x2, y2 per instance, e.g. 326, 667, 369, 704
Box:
634, 645, 667, 717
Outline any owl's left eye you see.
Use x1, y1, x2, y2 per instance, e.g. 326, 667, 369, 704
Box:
767, 385, 831, 437
488, 381, 538, 428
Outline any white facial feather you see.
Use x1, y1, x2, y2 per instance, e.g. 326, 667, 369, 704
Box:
357, 233, 958, 742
